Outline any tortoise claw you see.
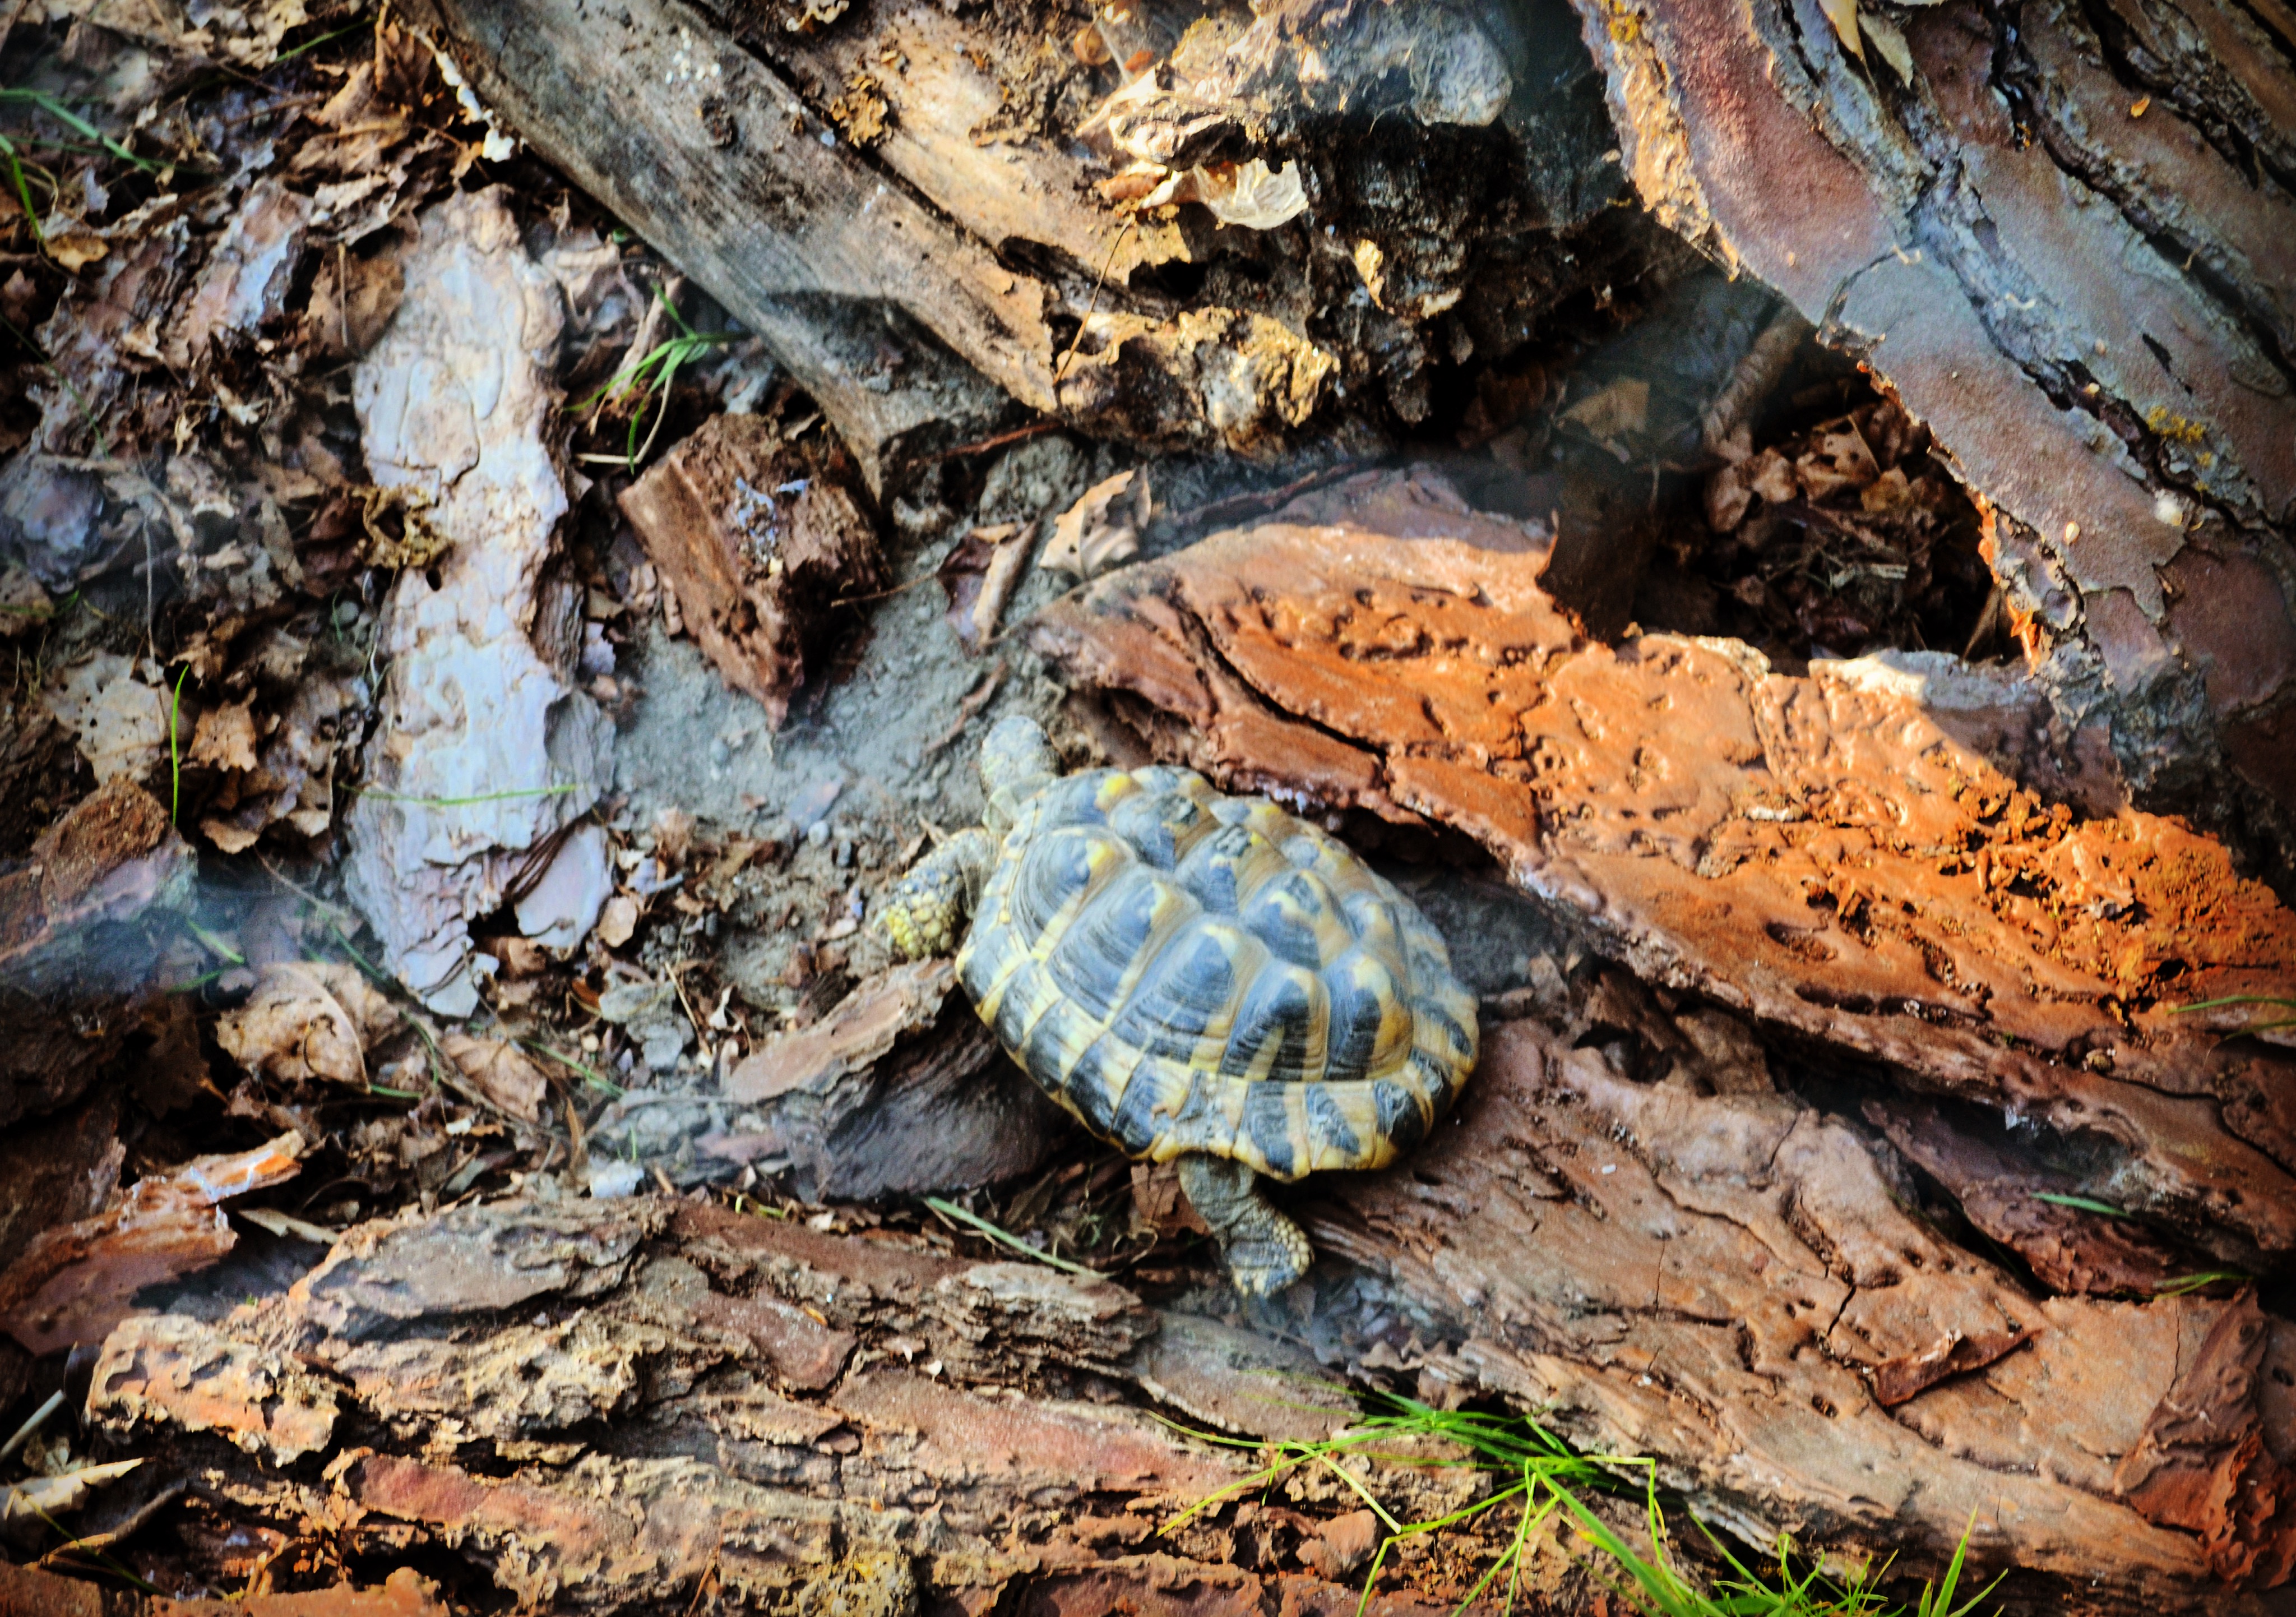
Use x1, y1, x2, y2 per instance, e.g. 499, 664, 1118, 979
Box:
1177, 1153, 1312, 1296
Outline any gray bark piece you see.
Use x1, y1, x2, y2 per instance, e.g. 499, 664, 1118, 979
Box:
344, 187, 614, 1015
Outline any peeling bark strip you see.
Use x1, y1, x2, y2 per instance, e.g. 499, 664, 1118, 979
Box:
343, 188, 614, 1017
1029, 496, 2296, 1273
1310, 1019, 2296, 1604
77, 1023, 2296, 1609
1568, 0, 2296, 865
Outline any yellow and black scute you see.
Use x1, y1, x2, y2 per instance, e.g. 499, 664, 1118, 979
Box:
957, 764, 1479, 1182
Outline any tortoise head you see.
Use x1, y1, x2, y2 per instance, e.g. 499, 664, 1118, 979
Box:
979, 714, 1059, 835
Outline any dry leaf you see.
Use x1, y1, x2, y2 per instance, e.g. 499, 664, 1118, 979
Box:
2, 1459, 144, 1522
650, 806, 696, 867
46, 654, 172, 784
1043, 469, 1151, 579
1796, 420, 1883, 500
191, 700, 261, 773
42, 225, 108, 272
1194, 159, 1309, 230
441, 1034, 549, 1121
305, 247, 407, 358
216, 963, 401, 1088
1749, 449, 1798, 505
596, 893, 640, 948
488, 936, 549, 977
0, 565, 51, 639
1861, 12, 1914, 80
1820, 0, 1865, 59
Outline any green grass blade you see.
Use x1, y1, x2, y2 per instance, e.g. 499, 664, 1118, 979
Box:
922, 1195, 1097, 1276
2030, 1193, 2126, 1218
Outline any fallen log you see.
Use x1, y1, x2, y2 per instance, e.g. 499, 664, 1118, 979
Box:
71, 1009, 2295, 1610
73, 1192, 1619, 1614
402, 0, 1642, 488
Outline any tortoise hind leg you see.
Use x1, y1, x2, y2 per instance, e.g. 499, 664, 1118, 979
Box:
1177, 1154, 1313, 1296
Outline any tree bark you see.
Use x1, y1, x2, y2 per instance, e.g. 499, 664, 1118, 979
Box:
1572, 0, 2296, 875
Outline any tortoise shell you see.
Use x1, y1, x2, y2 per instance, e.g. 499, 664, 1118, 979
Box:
959, 764, 1479, 1181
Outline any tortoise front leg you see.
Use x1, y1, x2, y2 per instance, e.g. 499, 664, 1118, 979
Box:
1177, 1154, 1313, 1296
878, 826, 998, 960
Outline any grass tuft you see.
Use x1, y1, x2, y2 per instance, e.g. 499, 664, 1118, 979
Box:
166, 663, 191, 825
2030, 1192, 2124, 1218
2154, 1270, 2249, 1297
1163, 1395, 2001, 1617
571, 287, 731, 470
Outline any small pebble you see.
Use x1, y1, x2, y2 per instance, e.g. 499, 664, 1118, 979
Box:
586, 1159, 647, 1200
807, 819, 831, 849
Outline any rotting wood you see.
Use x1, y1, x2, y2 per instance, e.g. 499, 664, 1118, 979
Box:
1306, 1017, 2296, 1607
70, 1193, 1626, 1615
404, 0, 1645, 481
618, 412, 885, 731
0, 1561, 448, 1614
66, 1003, 2296, 1611
0, 778, 192, 1132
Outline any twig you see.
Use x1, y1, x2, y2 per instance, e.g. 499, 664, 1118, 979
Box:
832, 569, 942, 608
519, 1038, 627, 1098
1165, 461, 1363, 535
922, 420, 1062, 465
1052, 215, 1140, 388
1698, 304, 1814, 458
923, 659, 1007, 756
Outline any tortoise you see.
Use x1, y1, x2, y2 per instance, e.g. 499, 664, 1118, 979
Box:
877, 714, 1479, 1295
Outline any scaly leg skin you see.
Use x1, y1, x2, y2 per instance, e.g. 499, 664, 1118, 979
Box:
877, 826, 997, 960
1177, 1153, 1313, 1296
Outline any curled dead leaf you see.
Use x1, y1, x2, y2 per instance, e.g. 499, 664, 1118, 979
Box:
41, 225, 108, 272
596, 892, 640, 948
2, 1459, 144, 1522
191, 700, 261, 774
1043, 469, 1150, 579
1562, 376, 1651, 441
216, 963, 401, 1089
440, 1034, 549, 1121
1192, 159, 1308, 230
